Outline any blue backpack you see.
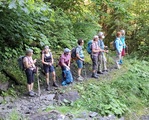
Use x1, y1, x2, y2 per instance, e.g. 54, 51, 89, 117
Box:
62, 69, 73, 86
87, 40, 93, 54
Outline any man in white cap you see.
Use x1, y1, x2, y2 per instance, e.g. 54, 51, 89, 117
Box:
97, 32, 108, 74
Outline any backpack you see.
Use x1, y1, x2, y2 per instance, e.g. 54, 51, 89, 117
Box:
18, 56, 25, 71
86, 40, 93, 54
62, 69, 73, 86
71, 47, 77, 59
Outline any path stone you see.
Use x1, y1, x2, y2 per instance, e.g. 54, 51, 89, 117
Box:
0, 82, 9, 91
141, 115, 149, 120
55, 90, 80, 102
0, 96, 3, 104
89, 112, 98, 118
40, 94, 55, 101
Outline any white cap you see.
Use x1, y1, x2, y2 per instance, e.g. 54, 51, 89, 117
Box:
64, 48, 70, 53
44, 45, 49, 49
93, 35, 99, 39
98, 32, 104, 37
120, 30, 125, 34
26, 48, 33, 54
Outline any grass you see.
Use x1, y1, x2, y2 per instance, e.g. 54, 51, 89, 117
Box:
44, 57, 149, 119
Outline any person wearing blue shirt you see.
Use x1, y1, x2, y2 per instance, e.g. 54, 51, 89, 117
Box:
76, 39, 85, 81
97, 32, 108, 74
115, 32, 123, 69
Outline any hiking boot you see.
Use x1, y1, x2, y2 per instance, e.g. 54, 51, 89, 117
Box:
77, 76, 84, 81
97, 71, 104, 74
91, 73, 99, 79
53, 82, 58, 87
28, 91, 35, 97
103, 69, 108, 72
46, 84, 50, 91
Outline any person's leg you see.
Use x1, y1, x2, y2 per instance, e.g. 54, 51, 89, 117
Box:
50, 66, 58, 87
103, 54, 108, 71
97, 54, 104, 74
76, 60, 84, 81
115, 52, 121, 69
91, 55, 98, 78
25, 69, 34, 96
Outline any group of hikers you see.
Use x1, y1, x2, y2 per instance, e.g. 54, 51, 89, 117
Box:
22, 30, 126, 97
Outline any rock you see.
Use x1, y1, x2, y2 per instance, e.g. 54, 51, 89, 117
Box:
141, 115, 149, 120
40, 94, 55, 101
89, 112, 98, 118
55, 91, 80, 102
4, 96, 14, 103
0, 82, 9, 91
30, 110, 65, 120
0, 96, 4, 104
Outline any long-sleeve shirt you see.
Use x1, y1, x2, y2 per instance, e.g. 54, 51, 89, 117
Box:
115, 37, 123, 54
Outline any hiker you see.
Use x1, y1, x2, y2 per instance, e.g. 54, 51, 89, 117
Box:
91, 35, 104, 79
76, 39, 85, 81
23, 49, 37, 97
114, 32, 123, 69
120, 29, 126, 64
42, 46, 58, 91
97, 32, 108, 74
59, 48, 73, 86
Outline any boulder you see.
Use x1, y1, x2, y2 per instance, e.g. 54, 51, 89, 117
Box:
55, 91, 79, 103
0, 81, 9, 91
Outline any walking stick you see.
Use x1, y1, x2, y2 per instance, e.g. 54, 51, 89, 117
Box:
36, 67, 41, 99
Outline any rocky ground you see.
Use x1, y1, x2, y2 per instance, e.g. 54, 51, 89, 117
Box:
0, 63, 149, 120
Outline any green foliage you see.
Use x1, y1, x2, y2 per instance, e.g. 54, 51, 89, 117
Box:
0, 72, 9, 83
57, 59, 149, 117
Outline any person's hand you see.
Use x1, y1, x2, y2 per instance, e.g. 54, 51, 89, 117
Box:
66, 66, 70, 70
105, 50, 109, 53
34, 59, 37, 63
81, 59, 85, 62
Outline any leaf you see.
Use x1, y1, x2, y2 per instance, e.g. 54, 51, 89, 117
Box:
8, 0, 17, 9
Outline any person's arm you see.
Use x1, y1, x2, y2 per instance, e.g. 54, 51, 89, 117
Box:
115, 40, 120, 54
61, 58, 70, 69
41, 53, 49, 65
51, 53, 54, 65
68, 55, 71, 67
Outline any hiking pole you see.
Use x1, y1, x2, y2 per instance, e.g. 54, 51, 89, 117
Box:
36, 67, 41, 100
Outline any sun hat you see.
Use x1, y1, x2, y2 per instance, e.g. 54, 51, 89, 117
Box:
64, 48, 71, 53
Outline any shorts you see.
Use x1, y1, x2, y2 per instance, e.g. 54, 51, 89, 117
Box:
121, 48, 125, 56
43, 65, 55, 73
25, 69, 35, 84
91, 55, 98, 71
76, 59, 83, 69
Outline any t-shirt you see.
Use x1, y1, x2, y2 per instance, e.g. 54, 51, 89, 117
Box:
92, 41, 100, 56
98, 39, 104, 50
76, 45, 84, 58
59, 53, 71, 67
120, 36, 126, 48
23, 56, 35, 70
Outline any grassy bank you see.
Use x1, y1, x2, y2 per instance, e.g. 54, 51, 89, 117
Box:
46, 58, 149, 119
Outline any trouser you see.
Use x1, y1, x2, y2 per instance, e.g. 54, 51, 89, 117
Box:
115, 52, 122, 68
91, 55, 98, 71
98, 53, 107, 71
